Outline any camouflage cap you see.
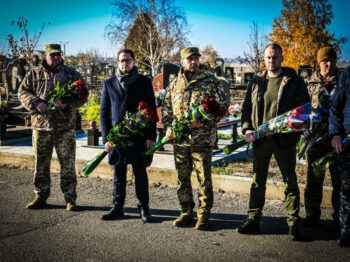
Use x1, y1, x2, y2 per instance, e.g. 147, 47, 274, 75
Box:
180, 47, 201, 59
45, 44, 63, 54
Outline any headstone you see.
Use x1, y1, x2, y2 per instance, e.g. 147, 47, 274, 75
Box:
163, 63, 180, 89
216, 76, 231, 106
298, 66, 312, 79
244, 72, 254, 84
215, 58, 225, 76
6, 58, 27, 94
225, 67, 234, 82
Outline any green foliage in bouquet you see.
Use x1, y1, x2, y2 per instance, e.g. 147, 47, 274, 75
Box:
312, 135, 350, 177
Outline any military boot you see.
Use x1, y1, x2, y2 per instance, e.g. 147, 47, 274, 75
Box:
289, 224, 301, 241
195, 216, 209, 230
301, 216, 321, 227
237, 219, 260, 234
26, 196, 47, 209
338, 234, 350, 247
173, 214, 194, 227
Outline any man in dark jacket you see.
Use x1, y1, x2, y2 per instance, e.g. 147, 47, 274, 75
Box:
238, 44, 310, 240
100, 49, 156, 223
329, 65, 350, 247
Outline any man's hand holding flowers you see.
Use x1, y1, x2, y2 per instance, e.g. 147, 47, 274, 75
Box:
332, 135, 343, 154
145, 140, 155, 149
54, 99, 67, 110
244, 130, 256, 143
36, 102, 48, 113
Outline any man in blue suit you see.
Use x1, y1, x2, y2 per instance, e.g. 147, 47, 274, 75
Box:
100, 49, 156, 223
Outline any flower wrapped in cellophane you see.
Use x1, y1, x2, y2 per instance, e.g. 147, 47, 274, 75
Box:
223, 102, 323, 155
82, 102, 158, 177
145, 97, 225, 155
155, 89, 167, 107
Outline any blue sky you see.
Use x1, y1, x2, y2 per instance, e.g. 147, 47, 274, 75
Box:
1, 0, 349, 59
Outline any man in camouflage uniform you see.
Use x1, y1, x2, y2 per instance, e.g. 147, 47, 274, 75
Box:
238, 44, 310, 240
302, 46, 340, 228
330, 65, 350, 247
18, 44, 86, 211
162, 47, 228, 230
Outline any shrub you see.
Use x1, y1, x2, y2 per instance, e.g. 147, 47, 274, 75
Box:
79, 94, 101, 122
85, 104, 100, 121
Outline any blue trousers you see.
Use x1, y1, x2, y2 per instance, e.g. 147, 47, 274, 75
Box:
339, 146, 350, 236
113, 161, 149, 210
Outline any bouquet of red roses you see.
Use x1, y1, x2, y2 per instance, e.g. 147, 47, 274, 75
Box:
48, 80, 89, 115
82, 102, 158, 177
145, 97, 225, 155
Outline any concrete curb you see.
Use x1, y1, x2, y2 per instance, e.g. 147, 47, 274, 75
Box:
0, 151, 333, 208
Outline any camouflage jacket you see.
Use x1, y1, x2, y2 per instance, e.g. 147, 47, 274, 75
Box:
18, 60, 84, 131
305, 69, 338, 109
305, 70, 338, 144
162, 68, 228, 146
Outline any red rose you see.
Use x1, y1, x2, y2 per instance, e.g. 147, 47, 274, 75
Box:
75, 80, 84, 87
201, 97, 225, 118
138, 101, 149, 110
142, 107, 158, 123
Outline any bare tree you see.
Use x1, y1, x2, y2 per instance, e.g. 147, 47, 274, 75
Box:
105, 0, 189, 76
67, 49, 100, 66
201, 44, 219, 67
0, 39, 10, 56
7, 16, 50, 59
243, 21, 266, 73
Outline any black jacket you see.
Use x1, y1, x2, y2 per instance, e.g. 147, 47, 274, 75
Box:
329, 66, 350, 137
100, 74, 156, 166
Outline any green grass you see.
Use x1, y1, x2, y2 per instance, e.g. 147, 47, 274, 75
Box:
217, 133, 231, 139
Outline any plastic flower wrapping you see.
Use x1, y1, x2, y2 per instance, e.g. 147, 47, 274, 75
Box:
223, 102, 324, 155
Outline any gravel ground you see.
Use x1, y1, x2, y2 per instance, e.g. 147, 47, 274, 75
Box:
0, 166, 348, 262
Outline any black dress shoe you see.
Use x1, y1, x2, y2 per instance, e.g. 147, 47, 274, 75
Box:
101, 208, 124, 220
138, 205, 152, 223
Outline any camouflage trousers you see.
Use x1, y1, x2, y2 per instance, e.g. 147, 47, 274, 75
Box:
248, 137, 300, 226
305, 142, 340, 221
339, 146, 350, 236
174, 145, 213, 218
32, 129, 77, 203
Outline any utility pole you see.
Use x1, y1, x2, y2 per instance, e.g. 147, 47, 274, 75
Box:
60, 41, 69, 57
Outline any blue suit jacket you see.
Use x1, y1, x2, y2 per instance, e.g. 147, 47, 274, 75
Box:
100, 75, 156, 166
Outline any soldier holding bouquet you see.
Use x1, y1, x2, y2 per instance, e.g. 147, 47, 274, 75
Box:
18, 44, 86, 211
162, 47, 228, 230
303, 46, 340, 229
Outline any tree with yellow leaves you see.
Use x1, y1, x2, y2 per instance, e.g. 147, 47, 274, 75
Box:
269, 0, 347, 70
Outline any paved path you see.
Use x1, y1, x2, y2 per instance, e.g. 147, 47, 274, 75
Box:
0, 129, 238, 170
0, 166, 349, 262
